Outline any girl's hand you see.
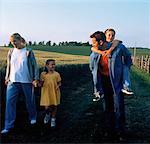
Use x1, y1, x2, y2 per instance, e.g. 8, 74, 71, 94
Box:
38, 81, 44, 87
56, 81, 61, 90
102, 49, 111, 57
56, 85, 59, 90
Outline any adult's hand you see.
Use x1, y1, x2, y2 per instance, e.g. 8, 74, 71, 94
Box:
5, 80, 9, 85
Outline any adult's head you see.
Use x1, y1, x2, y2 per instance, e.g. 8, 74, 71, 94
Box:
10, 33, 24, 49
104, 28, 116, 42
90, 31, 106, 47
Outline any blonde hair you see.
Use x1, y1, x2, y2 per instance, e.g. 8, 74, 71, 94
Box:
10, 33, 26, 47
10, 33, 22, 41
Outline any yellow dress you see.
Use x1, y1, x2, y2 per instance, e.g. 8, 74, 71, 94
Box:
40, 71, 61, 106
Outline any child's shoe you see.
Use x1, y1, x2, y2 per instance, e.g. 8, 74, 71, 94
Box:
93, 91, 104, 102
1, 129, 9, 134
121, 87, 134, 95
44, 113, 50, 124
51, 118, 56, 127
30, 119, 37, 125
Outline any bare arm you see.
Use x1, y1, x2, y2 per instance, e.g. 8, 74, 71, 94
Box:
91, 47, 105, 55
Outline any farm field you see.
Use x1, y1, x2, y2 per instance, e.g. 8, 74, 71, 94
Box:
0, 47, 89, 69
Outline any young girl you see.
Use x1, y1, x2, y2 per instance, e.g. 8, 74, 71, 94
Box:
91, 29, 133, 102
40, 59, 61, 127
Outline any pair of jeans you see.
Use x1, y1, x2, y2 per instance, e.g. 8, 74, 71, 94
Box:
4, 82, 37, 130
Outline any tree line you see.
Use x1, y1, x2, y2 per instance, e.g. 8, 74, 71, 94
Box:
6, 41, 91, 47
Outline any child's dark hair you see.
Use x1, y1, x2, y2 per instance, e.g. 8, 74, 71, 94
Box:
90, 31, 106, 43
44, 59, 55, 73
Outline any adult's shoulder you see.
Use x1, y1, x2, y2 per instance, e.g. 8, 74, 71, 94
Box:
116, 42, 127, 49
26, 47, 33, 52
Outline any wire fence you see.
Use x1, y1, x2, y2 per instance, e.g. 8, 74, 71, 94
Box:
133, 55, 150, 74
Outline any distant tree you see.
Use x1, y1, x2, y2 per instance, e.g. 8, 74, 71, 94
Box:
58, 42, 62, 46
52, 42, 56, 46
64, 41, 69, 46
33, 41, 37, 46
82, 41, 90, 46
46, 41, 51, 46
28, 41, 32, 46
38, 41, 45, 45
42, 41, 45, 45
38, 42, 43, 45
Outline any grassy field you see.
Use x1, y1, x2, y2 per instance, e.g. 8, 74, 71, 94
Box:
28, 46, 150, 57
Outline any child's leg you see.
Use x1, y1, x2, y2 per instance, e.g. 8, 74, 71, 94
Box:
96, 74, 104, 94
49, 105, 57, 118
43, 106, 51, 124
45, 106, 50, 114
122, 65, 134, 95
123, 65, 131, 88
49, 105, 57, 127
93, 75, 104, 101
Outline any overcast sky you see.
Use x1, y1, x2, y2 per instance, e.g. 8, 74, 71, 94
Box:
0, 0, 150, 48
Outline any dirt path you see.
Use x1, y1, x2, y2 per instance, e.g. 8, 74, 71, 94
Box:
1, 73, 150, 143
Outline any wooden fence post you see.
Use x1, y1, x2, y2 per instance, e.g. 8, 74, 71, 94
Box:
133, 47, 136, 64
141, 56, 143, 70
147, 58, 150, 73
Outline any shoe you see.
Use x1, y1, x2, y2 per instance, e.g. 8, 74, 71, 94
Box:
93, 96, 101, 102
51, 118, 56, 127
93, 92, 104, 102
44, 114, 50, 124
121, 87, 134, 95
30, 119, 36, 124
1, 129, 9, 134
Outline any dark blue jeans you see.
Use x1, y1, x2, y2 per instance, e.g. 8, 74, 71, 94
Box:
4, 82, 37, 130
101, 75, 125, 133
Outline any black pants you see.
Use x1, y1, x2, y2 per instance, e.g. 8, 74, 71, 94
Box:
101, 75, 125, 134
101, 75, 115, 132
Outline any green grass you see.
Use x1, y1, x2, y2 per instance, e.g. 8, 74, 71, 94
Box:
131, 66, 150, 97
129, 48, 150, 57
30, 45, 91, 56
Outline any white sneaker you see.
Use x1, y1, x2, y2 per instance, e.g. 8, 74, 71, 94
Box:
51, 118, 56, 127
1, 129, 9, 134
44, 114, 50, 124
121, 87, 134, 95
30, 119, 36, 124
93, 92, 104, 102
